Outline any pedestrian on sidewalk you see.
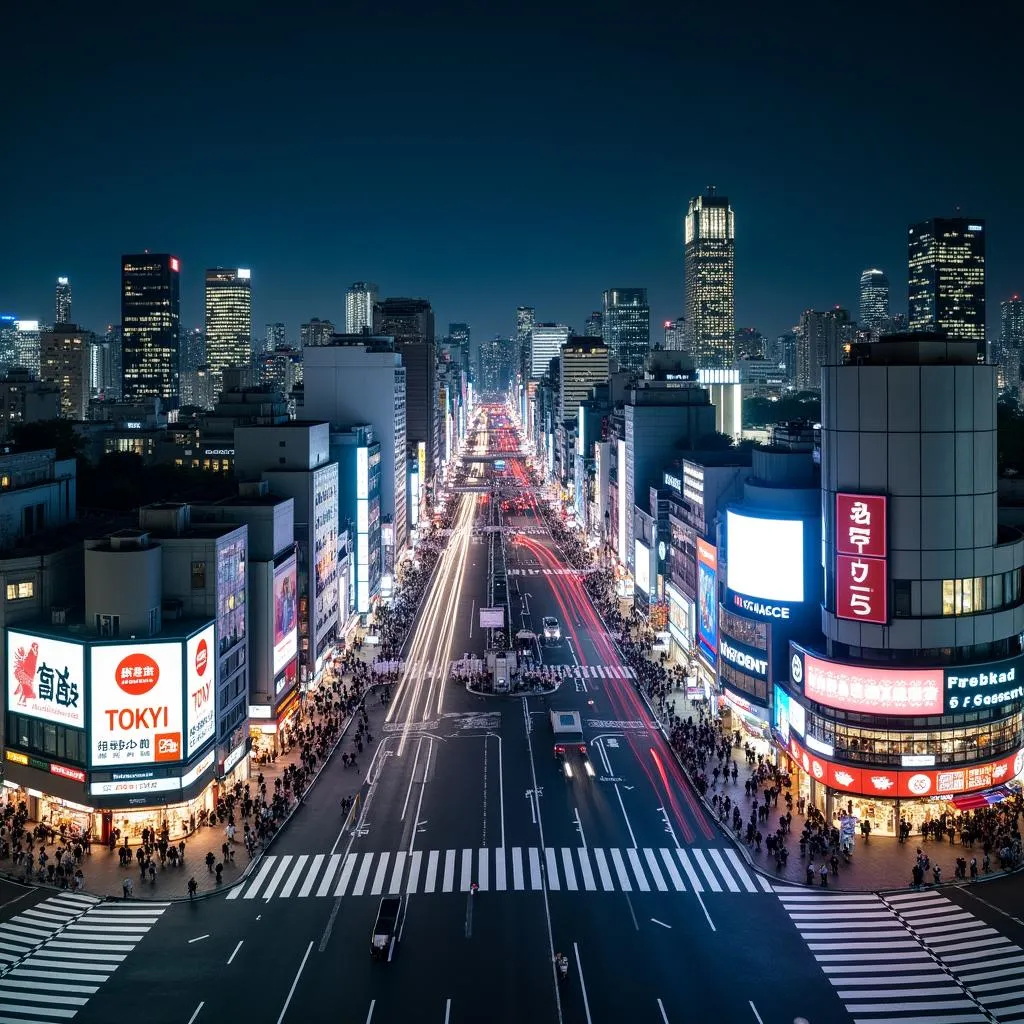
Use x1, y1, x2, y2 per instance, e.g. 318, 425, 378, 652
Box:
806, 863, 815, 885
819, 863, 829, 887
122, 877, 134, 898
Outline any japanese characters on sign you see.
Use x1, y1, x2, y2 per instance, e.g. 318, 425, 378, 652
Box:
6, 631, 85, 730
90, 642, 183, 768
835, 493, 888, 624
185, 626, 216, 756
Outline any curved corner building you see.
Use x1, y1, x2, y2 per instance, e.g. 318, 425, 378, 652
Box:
780, 333, 1024, 834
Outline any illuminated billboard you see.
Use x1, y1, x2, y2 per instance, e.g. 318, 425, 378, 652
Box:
835, 493, 888, 624
185, 626, 216, 756
7, 631, 85, 730
634, 540, 651, 595
696, 539, 718, 664
90, 642, 184, 766
791, 644, 943, 717
726, 510, 804, 603
273, 556, 298, 676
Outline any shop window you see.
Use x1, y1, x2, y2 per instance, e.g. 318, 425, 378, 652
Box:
6, 580, 34, 600
943, 577, 986, 615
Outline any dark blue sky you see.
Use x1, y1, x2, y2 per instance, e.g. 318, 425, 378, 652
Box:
3, 1, 1021, 347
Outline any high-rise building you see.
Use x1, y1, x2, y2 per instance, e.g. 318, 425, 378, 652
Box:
531, 323, 570, 379
795, 308, 852, 391
204, 268, 252, 392
449, 322, 470, 375
0, 315, 17, 375
859, 269, 890, 337
300, 318, 335, 348
55, 277, 71, 325
1001, 295, 1024, 401
559, 337, 610, 423
265, 322, 287, 353
602, 288, 650, 375
684, 188, 735, 368
88, 335, 118, 398
182, 327, 206, 373
478, 338, 517, 393
104, 324, 123, 400
346, 283, 378, 335
584, 311, 603, 338
908, 217, 985, 359
734, 327, 765, 360
40, 324, 92, 419
13, 320, 41, 376
516, 306, 535, 380
121, 253, 181, 402
663, 317, 687, 353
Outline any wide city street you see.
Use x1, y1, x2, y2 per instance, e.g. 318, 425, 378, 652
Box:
2, 404, 1023, 1024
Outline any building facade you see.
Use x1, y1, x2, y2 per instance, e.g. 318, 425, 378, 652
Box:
684, 189, 735, 369
204, 269, 252, 392
346, 283, 378, 335
121, 254, 181, 403
40, 325, 92, 420
55, 277, 71, 326
602, 288, 650, 376
859, 269, 890, 338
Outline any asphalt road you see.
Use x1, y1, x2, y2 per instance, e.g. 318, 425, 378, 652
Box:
12, 409, 1024, 1024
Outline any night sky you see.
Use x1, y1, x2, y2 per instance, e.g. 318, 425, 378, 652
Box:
3, 2, 1021, 349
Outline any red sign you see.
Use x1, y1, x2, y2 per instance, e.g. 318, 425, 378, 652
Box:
836, 554, 888, 623
195, 638, 208, 677
787, 735, 1024, 799
49, 761, 86, 784
799, 649, 943, 716
835, 493, 888, 624
114, 652, 161, 697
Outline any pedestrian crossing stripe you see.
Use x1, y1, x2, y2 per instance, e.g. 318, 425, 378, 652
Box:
0, 895, 167, 1021
227, 845, 770, 900
507, 568, 581, 576
458, 662, 635, 680
779, 887, 1024, 1021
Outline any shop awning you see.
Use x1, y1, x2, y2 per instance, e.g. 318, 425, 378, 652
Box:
950, 786, 1013, 811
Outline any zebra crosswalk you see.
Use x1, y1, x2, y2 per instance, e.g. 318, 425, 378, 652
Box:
508, 568, 580, 576
228, 845, 775, 901
779, 886, 1024, 1023
0, 891, 168, 1022
454, 662, 635, 680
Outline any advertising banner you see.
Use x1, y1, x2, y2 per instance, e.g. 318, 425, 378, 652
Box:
273, 556, 298, 676
696, 539, 718, 664
726, 510, 804, 603
720, 634, 769, 679
945, 655, 1024, 713
634, 539, 651, 595
787, 733, 1024, 799
480, 607, 505, 629
90, 642, 184, 767
7, 631, 85, 729
791, 644, 943, 716
185, 626, 216, 756
835, 493, 888, 624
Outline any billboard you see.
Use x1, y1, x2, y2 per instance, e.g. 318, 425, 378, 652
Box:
90, 642, 184, 767
185, 626, 216, 756
273, 556, 298, 676
835, 493, 888, 624
726, 510, 804, 603
791, 644, 943, 717
7, 631, 85, 729
946, 655, 1024, 713
786, 733, 1024, 800
634, 540, 651, 595
480, 607, 505, 629
696, 539, 718, 664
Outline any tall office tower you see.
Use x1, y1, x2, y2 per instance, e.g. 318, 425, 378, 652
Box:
265, 322, 287, 352
182, 327, 206, 373
300, 318, 335, 348
530, 323, 570, 379
121, 253, 181, 402
908, 217, 986, 359
346, 282, 379, 334
684, 188, 736, 368
734, 327, 765, 360
13, 321, 41, 375
88, 335, 118, 397
1001, 295, 1024, 402
584, 311, 603, 338
776, 332, 798, 384
889, 312, 909, 334
602, 288, 650, 374
795, 308, 851, 390
516, 305, 535, 378
40, 325, 92, 419
55, 277, 71, 325
104, 324, 123, 400
0, 316, 16, 375
374, 298, 437, 478
663, 317, 687, 352
859, 269, 890, 337
449, 322, 471, 375
204, 268, 252, 392
559, 337, 610, 423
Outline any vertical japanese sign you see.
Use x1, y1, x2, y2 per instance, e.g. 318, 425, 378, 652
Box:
835, 493, 888, 624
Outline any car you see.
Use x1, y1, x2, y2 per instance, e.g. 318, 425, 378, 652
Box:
542, 616, 561, 641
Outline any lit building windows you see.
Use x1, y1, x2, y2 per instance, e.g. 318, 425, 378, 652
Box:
6, 581, 34, 600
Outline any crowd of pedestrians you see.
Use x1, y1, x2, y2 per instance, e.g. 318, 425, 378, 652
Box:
0, 800, 88, 890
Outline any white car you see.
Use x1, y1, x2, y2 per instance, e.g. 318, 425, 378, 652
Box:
542, 617, 561, 641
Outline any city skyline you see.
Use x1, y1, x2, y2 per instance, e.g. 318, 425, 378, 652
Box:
2, 4, 1020, 347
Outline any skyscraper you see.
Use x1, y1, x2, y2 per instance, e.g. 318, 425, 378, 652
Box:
516, 306, 535, 380
795, 308, 852, 390
55, 277, 71, 325
121, 253, 181, 402
559, 337, 610, 423
601, 289, 650, 375
584, 311, 603, 338
663, 317, 687, 352
908, 217, 985, 359
300, 318, 335, 347
449, 322, 470, 375
204, 268, 252, 392
684, 188, 735, 368
264, 322, 287, 353
346, 282, 378, 334
530, 323, 570, 379
40, 325, 92, 419
182, 327, 206, 373
14, 321, 41, 376
734, 327, 765, 360
859, 269, 890, 337
1001, 295, 1024, 401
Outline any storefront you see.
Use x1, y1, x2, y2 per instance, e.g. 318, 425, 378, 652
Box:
719, 688, 773, 755
248, 687, 302, 760
666, 582, 694, 665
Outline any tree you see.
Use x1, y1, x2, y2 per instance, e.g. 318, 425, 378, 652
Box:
9, 419, 87, 461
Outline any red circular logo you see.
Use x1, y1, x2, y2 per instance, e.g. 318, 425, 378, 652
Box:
114, 652, 161, 696
195, 638, 209, 677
